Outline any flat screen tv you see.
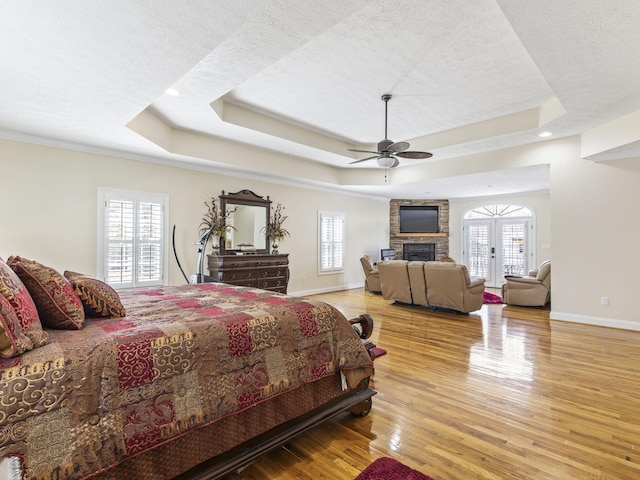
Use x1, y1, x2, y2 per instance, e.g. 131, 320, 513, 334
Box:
399, 205, 439, 233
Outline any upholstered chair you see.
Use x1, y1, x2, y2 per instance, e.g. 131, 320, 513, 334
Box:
424, 261, 485, 313
501, 260, 551, 307
407, 261, 428, 306
377, 260, 413, 304
360, 255, 381, 293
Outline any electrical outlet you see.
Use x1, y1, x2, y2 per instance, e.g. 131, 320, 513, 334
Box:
601, 297, 609, 306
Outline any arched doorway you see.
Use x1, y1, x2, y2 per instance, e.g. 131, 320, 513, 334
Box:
462, 204, 535, 288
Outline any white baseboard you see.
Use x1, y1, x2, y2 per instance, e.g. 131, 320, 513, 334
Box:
289, 282, 363, 298
551, 310, 640, 331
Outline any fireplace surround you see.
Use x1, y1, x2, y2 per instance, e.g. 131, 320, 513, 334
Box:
389, 199, 450, 261
403, 243, 436, 261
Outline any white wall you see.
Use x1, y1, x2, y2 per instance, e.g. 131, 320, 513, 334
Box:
550, 138, 640, 329
0, 138, 388, 295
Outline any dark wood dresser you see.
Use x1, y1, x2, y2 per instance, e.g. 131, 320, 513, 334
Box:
207, 254, 289, 293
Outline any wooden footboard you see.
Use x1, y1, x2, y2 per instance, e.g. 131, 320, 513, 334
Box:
0, 381, 375, 480
87, 373, 375, 480
175, 381, 376, 480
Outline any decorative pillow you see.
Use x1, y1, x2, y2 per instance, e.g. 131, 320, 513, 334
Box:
64, 271, 126, 318
0, 258, 48, 349
0, 294, 34, 357
7, 256, 85, 330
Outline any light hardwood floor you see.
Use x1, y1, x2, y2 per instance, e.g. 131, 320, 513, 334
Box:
232, 288, 640, 480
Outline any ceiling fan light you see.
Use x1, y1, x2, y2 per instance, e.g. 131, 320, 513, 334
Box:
377, 156, 396, 168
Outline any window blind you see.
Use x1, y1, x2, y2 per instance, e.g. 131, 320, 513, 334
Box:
319, 212, 344, 273
100, 190, 167, 288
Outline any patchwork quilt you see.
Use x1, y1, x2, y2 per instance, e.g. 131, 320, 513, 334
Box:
0, 283, 373, 479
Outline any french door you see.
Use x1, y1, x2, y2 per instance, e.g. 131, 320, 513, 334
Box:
463, 219, 531, 288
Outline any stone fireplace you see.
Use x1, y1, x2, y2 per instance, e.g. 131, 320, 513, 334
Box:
403, 243, 436, 261
389, 199, 449, 261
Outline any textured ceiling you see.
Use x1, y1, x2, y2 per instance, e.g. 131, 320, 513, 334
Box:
1, 0, 640, 199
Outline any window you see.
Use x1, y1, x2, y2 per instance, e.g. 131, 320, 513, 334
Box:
318, 211, 345, 274
464, 204, 532, 219
98, 189, 168, 288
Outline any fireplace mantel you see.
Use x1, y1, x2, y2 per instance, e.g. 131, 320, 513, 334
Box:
395, 233, 447, 237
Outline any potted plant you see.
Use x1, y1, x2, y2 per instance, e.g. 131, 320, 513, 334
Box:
263, 203, 289, 254
199, 197, 234, 254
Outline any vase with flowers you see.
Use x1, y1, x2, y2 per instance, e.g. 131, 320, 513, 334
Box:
199, 197, 234, 254
263, 203, 289, 254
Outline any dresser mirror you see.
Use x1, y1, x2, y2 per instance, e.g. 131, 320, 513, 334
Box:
219, 190, 271, 254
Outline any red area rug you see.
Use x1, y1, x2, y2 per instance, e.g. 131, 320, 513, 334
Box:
355, 457, 435, 480
483, 291, 503, 304
370, 346, 386, 358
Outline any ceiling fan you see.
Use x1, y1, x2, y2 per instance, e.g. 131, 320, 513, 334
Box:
349, 94, 432, 168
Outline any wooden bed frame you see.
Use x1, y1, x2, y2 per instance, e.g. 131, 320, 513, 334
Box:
84, 314, 377, 480
174, 313, 377, 480
176, 381, 376, 479
176, 314, 377, 479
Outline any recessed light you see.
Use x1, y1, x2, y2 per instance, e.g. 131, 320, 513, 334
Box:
539, 131, 552, 138
165, 88, 180, 96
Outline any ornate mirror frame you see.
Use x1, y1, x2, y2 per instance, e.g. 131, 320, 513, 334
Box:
219, 189, 271, 254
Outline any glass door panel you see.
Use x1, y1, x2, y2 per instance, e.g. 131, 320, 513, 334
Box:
464, 219, 530, 288
464, 221, 493, 284
497, 220, 529, 285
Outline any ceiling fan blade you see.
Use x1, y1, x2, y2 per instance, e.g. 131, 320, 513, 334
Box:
388, 141, 410, 153
391, 158, 400, 168
348, 148, 381, 155
377, 139, 393, 151
395, 151, 433, 159
349, 155, 379, 165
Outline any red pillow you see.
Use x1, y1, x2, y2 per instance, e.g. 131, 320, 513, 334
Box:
0, 258, 48, 350
64, 271, 126, 318
0, 294, 35, 357
8, 256, 85, 330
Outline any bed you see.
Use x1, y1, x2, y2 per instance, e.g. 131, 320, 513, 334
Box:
0, 259, 374, 480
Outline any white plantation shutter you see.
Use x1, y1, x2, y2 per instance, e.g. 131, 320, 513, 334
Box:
100, 190, 168, 288
137, 202, 163, 282
319, 212, 344, 273
465, 222, 489, 278
106, 199, 134, 285
500, 222, 527, 276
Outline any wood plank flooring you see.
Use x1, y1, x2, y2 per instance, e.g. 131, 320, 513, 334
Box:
232, 288, 640, 480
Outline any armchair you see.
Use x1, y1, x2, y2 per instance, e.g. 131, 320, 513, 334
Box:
501, 260, 551, 306
360, 255, 381, 293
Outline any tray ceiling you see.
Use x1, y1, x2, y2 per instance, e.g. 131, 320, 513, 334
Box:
1, 1, 640, 198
